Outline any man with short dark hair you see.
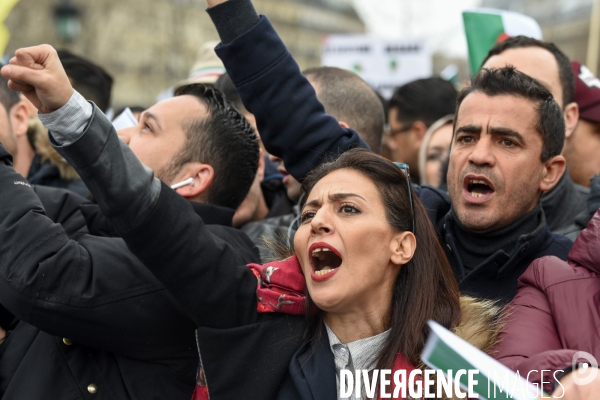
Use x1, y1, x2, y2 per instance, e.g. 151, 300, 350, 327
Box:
118, 83, 259, 210
385, 77, 458, 183
446, 67, 567, 276
0, 47, 260, 399
481, 36, 591, 234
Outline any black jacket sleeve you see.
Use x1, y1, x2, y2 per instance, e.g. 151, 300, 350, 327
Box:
207, 2, 368, 182
121, 183, 260, 329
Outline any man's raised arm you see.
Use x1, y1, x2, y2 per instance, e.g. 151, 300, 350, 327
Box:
205, 0, 368, 181
2, 45, 160, 232
1, 45, 259, 329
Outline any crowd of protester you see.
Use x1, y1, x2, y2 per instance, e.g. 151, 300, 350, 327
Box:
0, 0, 599, 398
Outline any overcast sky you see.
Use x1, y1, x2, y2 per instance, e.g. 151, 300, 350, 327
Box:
351, 0, 483, 57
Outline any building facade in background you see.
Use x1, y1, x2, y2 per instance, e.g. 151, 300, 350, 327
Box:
4, 0, 364, 108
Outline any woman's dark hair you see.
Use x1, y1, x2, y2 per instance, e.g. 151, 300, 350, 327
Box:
301, 148, 461, 367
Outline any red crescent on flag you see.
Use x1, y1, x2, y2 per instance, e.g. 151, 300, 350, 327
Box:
496, 32, 511, 43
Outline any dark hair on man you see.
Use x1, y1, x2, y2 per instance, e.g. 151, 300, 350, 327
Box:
303, 67, 385, 154
171, 84, 259, 210
213, 73, 247, 113
301, 148, 461, 367
57, 50, 113, 113
456, 67, 565, 162
0, 65, 21, 113
389, 77, 458, 128
482, 36, 575, 107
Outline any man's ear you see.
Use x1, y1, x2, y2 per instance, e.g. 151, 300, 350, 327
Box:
174, 163, 214, 199
338, 121, 350, 129
256, 148, 265, 182
563, 102, 579, 140
10, 102, 30, 139
539, 155, 566, 192
389, 231, 417, 265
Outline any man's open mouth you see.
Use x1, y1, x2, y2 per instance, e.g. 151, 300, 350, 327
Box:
464, 176, 495, 199
310, 244, 342, 277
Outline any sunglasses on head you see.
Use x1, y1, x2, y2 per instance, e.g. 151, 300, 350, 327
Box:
393, 162, 415, 234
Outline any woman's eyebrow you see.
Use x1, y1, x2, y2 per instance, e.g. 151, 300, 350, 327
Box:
304, 192, 366, 208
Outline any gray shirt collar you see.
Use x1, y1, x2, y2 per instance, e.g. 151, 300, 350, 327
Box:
324, 322, 390, 397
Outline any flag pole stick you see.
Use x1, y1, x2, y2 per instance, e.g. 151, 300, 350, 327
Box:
586, 0, 600, 75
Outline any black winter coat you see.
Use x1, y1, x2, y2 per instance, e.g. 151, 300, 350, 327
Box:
33, 184, 91, 239
0, 147, 260, 399
0, 185, 89, 339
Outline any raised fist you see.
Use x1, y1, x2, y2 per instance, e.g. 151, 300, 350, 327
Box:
0, 44, 73, 113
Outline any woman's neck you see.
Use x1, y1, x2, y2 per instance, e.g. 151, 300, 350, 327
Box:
324, 306, 390, 344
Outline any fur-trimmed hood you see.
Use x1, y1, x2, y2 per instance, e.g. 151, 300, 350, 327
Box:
30, 118, 81, 181
453, 296, 503, 355
419, 296, 503, 400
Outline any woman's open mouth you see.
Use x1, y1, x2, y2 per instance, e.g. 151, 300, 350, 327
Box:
309, 243, 342, 282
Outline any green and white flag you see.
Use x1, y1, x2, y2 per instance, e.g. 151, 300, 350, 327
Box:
463, 8, 542, 74
422, 321, 543, 399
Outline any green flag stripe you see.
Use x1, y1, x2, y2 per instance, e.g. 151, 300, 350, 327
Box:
426, 337, 513, 399
463, 12, 505, 74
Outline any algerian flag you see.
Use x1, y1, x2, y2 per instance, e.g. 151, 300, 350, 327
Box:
463, 8, 542, 74
422, 321, 543, 399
